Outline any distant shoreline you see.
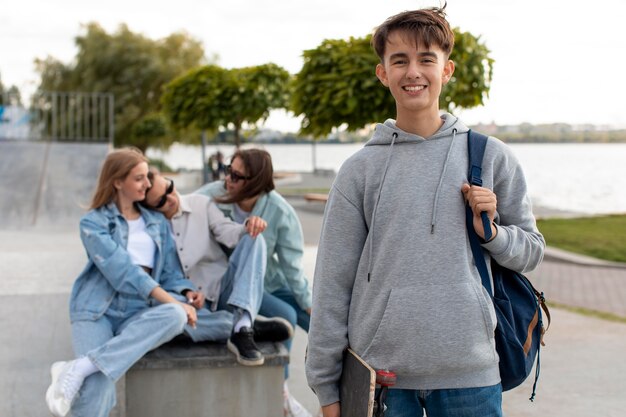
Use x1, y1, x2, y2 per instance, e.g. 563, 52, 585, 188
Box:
198, 138, 626, 146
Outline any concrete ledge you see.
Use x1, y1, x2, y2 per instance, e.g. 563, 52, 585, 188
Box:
274, 172, 303, 186
544, 246, 626, 269
118, 340, 289, 417
304, 193, 328, 203
133, 339, 289, 369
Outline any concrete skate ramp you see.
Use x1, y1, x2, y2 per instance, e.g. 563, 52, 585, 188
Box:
0, 141, 109, 230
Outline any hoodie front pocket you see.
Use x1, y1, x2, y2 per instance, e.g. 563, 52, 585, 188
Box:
360, 282, 497, 377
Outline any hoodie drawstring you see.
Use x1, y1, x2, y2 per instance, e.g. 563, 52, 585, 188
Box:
367, 132, 397, 282
430, 128, 457, 234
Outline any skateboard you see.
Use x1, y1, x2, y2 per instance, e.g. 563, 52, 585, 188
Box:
340, 348, 396, 417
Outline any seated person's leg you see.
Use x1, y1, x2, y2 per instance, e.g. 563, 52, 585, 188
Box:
217, 235, 266, 365
90, 304, 187, 380
219, 234, 267, 319
167, 292, 234, 343
47, 317, 116, 417
218, 235, 292, 365
259, 291, 297, 379
270, 286, 310, 332
69, 372, 116, 417
185, 308, 234, 342
260, 292, 311, 416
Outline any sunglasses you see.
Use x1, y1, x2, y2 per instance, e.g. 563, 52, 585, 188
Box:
151, 178, 174, 209
225, 165, 252, 183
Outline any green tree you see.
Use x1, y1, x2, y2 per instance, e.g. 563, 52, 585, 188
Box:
34, 23, 207, 150
161, 65, 231, 135
0, 73, 22, 106
442, 30, 494, 111
162, 63, 290, 148
291, 30, 494, 137
131, 113, 168, 152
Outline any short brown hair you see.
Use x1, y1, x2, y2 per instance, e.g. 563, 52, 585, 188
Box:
372, 5, 455, 61
216, 148, 275, 204
89, 147, 148, 209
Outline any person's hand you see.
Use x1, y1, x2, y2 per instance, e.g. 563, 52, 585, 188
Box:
321, 402, 340, 417
185, 290, 205, 309
179, 302, 198, 328
149, 287, 198, 328
461, 183, 497, 241
245, 216, 267, 237
306, 307, 312, 315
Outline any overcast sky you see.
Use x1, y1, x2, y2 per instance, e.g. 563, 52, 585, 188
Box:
2, 0, 625, 132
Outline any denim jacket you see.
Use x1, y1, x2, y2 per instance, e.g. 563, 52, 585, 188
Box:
69, 202, 195, 322
196, 181, 312, 310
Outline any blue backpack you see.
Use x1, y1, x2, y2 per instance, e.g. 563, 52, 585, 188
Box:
466, 130, 551, 401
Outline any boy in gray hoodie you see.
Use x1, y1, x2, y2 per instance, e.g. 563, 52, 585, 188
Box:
305, 6, 545, 417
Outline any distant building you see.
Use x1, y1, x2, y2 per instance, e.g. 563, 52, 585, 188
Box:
469, 122, 498, 136
0, 105, 31, 140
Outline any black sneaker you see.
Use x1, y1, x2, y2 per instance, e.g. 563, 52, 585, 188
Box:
227, 327, 264, 366
253, 316, 294, 343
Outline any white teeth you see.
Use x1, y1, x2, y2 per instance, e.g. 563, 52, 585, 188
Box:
404, 86, 425, 92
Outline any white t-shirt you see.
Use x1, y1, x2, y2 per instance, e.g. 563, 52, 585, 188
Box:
232, 203, 250, 225
127, 217, 156, 269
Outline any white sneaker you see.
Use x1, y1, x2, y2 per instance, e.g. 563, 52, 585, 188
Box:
45, 360, 85, 417
283, 385, 312, 417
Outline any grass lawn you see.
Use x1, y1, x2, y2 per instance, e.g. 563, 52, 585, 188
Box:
537, 214, 626, 263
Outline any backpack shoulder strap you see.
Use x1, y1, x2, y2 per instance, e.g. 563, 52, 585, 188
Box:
466, 130, 493, 292
467, 130, 488, 187
467, 130, 493, 241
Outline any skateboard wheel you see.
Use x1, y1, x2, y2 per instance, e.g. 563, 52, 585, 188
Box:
376, 369, 397, 387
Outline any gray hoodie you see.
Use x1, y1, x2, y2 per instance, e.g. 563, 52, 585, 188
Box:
305, 114, 545, 406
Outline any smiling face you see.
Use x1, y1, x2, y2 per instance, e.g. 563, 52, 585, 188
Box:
113, 162, 151, 205
375, 29, 455, 126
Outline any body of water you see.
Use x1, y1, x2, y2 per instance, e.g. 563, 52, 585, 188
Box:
147, 142, 626, 216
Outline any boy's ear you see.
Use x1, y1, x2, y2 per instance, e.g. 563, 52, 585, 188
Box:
442, 60, 455, 85
375, 63, 390, 87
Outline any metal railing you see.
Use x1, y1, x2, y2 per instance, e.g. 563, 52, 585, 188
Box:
1, 91, 114, 144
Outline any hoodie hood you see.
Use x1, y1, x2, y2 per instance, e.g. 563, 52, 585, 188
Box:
365, 113, 468, 146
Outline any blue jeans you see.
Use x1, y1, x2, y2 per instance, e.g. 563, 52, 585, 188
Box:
71, 303, 188, 417
259, 286, 310, 379
185, 234, 267, 342
69, 235, 266, 416
381, 384, 503, 417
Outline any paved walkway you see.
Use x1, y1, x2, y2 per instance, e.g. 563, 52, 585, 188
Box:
294, 248, 626, 417
286, 191, 626, 417
1, 171, 625, 416
529, 258, 626, 318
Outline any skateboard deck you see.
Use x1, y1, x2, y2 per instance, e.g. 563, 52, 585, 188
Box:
340, 348, 376, 417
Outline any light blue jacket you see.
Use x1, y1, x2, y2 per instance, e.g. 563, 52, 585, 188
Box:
196, 181, 312, 310
69, 202, 195, 322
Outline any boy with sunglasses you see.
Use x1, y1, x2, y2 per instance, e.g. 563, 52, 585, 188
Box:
142, 172, 293, 365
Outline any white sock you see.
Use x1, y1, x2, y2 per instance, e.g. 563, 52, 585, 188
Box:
234, 310, 252, 333
74, 356, 99, 379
